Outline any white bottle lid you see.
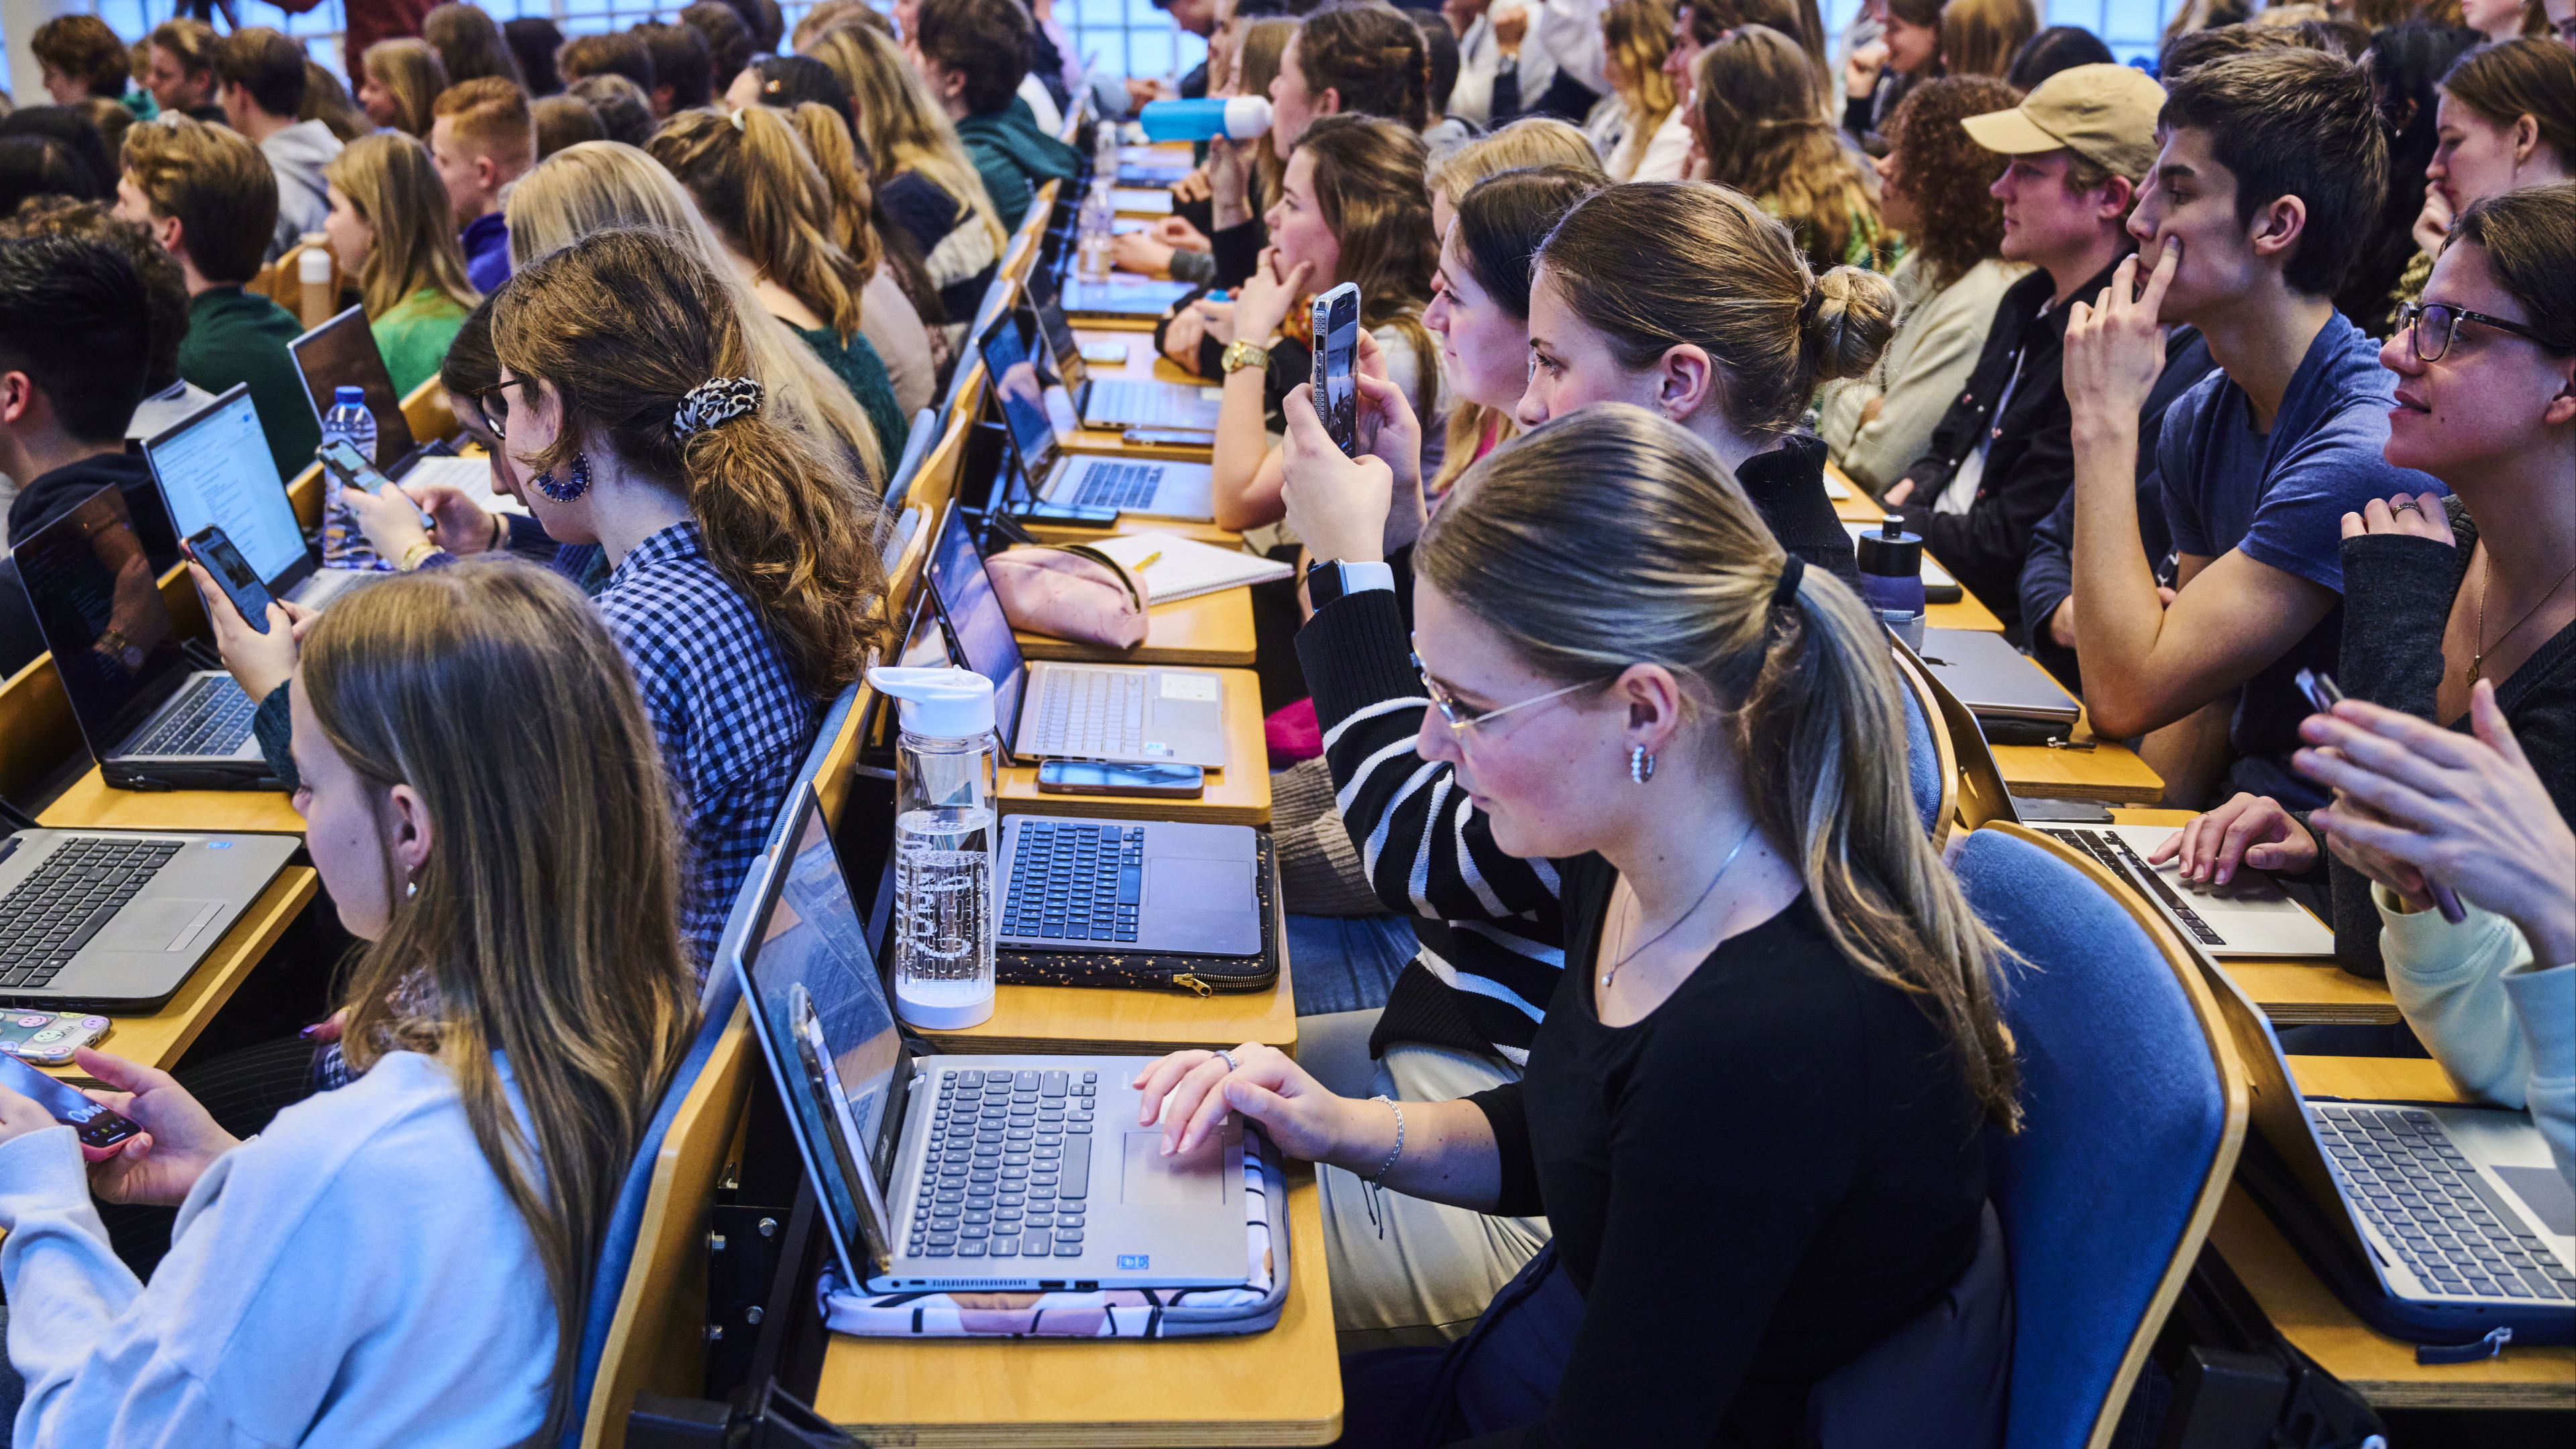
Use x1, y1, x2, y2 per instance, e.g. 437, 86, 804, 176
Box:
1222, 95, 1273, 140
867, 665, 996, 738
298, 247, 333, 284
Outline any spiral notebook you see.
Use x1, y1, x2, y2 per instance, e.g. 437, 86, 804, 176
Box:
1083, 532, 1293, 604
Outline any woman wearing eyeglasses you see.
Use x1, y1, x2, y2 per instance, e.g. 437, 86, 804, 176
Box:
1138, 401, 2019, 1442
2159, 183, 2576, 978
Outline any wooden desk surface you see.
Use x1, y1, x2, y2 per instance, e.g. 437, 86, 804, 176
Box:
2115, 810, 2400, 1026
1016, 586, 1258, 668
1061, 328, 1219, 462
40, 769, 307, 835
1990, 708, 2165, 805
812, 1169, 1342, 1446
999, 668, 1271, 826
2207, 1056, 2576, 1409
38, 867, 318, 1078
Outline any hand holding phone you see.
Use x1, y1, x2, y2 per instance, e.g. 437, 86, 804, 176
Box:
184, 527, 276, 634
317, 437, 436, 530
0, 1050, 144, 1162
1309, 282, 1362, 456
2296, 668, 2467, 924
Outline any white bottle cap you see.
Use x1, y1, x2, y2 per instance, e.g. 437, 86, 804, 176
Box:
867, 665, 996, 738
298, 247, 333, 284
1223, 95, 1273, 140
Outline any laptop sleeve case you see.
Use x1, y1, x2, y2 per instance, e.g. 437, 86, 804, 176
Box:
814, 1124, 1289, 1338
996, 834, 1279, 994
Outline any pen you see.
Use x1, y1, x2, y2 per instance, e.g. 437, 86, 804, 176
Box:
1133, 550, 1163, 570
2045, 737, 2096, 751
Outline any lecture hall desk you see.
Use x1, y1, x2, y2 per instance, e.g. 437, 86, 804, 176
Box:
2211, 1055, 2576, 1409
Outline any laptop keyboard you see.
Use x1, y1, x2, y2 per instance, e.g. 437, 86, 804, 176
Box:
1004, 822, 1144, 944
2314, 1104, 2575, 1301
128, 678, 255, 758
1026, 668, 1146, 758
906, 1068, 1097, 1259
1089, 380, 1208, 431
2043, 828, 2227, 947
0, 839, 183, 990
1071, 461, 1167, 511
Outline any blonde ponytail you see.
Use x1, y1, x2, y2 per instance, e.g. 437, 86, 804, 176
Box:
783, 100, 883, 286
650, 106, 869, 345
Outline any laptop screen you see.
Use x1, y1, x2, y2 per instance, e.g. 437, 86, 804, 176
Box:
975, 306, 1061, 488
288, 306, 418, 470
1021, 268, 1087, 392
142, 386, 309, 592
735, 782, 907, 1282
925, 503, 1028, 745
10, 487, 190, 750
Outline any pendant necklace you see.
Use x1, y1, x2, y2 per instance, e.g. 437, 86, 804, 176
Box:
2471, 551, 2576, 685
1600, 818, 1761, 994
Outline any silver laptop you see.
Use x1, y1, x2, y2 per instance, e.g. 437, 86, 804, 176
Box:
733, 783, 1248, 1293
925, 502, 1228, 768
140, 384, 368, 611
2039, 824, 2335, 957
10, 488, 278, 791
998, 816, 1261, 956
979, 301, 1216, 524
0, 826, 299, 1008
1913, 627, 2082, 737
1028, 269, 1223, 434
2203, 954, 2574, 1326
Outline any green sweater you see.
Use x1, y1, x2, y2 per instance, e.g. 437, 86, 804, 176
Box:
793, 325, 909, 481
953, 98, 1080, 235
372, 288, 472, 397
178, 286, 319, 482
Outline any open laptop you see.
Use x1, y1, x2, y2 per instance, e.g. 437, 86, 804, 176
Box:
141, 385, 367, 612
980, 303, 1216, 523
287, 306, 487, 496
1911, 627, 2082, 742
998, 816, 1261, 955
2204, 954, 2574, 1337
924, 501, 1228, 768
0, 824, 299, 1008
1058, 276, 1198, 322
733, 782, 1250, 1293
9, 487, 280, 791
2037, 824, 2334, 956
1026, 268, 1223, 433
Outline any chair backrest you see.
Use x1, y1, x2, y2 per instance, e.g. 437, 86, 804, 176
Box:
1949, 824, 2248, 1449
1890, 645, 1955, 845
569, 975, 754, 1449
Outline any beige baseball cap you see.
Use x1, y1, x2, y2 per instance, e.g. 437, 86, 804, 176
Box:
1961, 62, 2169, 183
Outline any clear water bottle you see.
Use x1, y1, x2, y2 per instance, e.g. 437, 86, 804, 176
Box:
867, 665, 1001, 1029
1076, 178, 1117, 283
318, 386, 388, 571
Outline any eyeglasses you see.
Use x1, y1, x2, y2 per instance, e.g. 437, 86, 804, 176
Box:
468, 377, 537, 439
2393, 301, 2573, 364
1412, 647, 1595, 739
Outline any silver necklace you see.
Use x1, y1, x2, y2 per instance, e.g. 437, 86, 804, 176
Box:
1599, 819, 1762, 993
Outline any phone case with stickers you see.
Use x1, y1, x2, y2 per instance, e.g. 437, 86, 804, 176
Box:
0, 1010, 111, 1064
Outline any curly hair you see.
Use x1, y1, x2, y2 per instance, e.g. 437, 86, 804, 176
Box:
1884, 75, 2017, 288
1693, 25, 1883, 274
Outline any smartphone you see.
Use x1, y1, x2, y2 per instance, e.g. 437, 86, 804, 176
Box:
1121, 427, 1216, 447
1079, 339, 1132, 365
0, 1010, 112, 1065
1016, 500, 1120, 525
316, 437, 435, 529
1036, 759, 1206, 798
2294, 669, 2466, 924
0, 1051, 143, 1161
185, 526, 276, 633
1309, 281, 1362, 455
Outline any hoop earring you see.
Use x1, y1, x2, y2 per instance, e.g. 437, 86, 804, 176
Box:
532, 451, 591, 502
1629, 745, 1655, 784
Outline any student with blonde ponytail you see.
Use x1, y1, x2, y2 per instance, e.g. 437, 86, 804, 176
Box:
1148, 405, 2017, 1437
650, 105, 910, 453
0, 561, 698, 1445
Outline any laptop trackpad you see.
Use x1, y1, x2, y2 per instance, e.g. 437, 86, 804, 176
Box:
1122, 1130, 1228, 1205
95, 899, 224, 953
2495, 1166, 2576, 1234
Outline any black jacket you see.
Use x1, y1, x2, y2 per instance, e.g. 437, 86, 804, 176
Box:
1886, 260, 2134, 635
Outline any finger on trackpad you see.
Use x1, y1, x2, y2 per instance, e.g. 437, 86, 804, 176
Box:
1122, 1129, 1230, 1205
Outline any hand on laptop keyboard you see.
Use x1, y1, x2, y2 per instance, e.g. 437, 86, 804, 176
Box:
2147, 792, 2317, 885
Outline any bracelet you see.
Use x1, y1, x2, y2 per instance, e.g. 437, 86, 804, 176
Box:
1362, 1095, 1404, 1182
398, 540, 441, 572
486, 510, 506, 553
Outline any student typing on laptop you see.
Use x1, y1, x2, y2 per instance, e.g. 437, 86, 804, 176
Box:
1146, 406, 2019, 1442
0, 561, 701, 1446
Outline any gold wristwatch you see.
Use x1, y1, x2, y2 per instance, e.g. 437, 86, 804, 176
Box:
1221, 338, 1272, 376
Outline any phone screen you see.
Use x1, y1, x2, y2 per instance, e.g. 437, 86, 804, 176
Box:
1312, 284, 1361, 455
1042, 761, 1202, 790
319, 437, 390, 492
0, 1051, 140, 1148
188, 526, 275, 632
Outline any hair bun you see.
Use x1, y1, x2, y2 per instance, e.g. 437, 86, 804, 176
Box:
1803, 266, 1900, 384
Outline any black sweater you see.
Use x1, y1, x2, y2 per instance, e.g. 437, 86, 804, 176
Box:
1466, 879, 1988, 1447
2328, 496, 2576, 975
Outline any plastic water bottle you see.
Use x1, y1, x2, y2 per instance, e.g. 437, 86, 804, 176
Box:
1137, 96, 1273, 142
318, 386, 388, 571
868, 666, 1001, 1030
1076, 178, 1116, 282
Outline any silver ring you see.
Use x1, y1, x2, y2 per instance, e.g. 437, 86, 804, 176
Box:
1214, 1049, 1239, 1073
2392, 500, 2424, 515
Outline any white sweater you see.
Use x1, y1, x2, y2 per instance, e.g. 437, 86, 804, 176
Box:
2379, 888, 2576, 1188
0, 1051, 557, 1447
1817, 253, 2032, 494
